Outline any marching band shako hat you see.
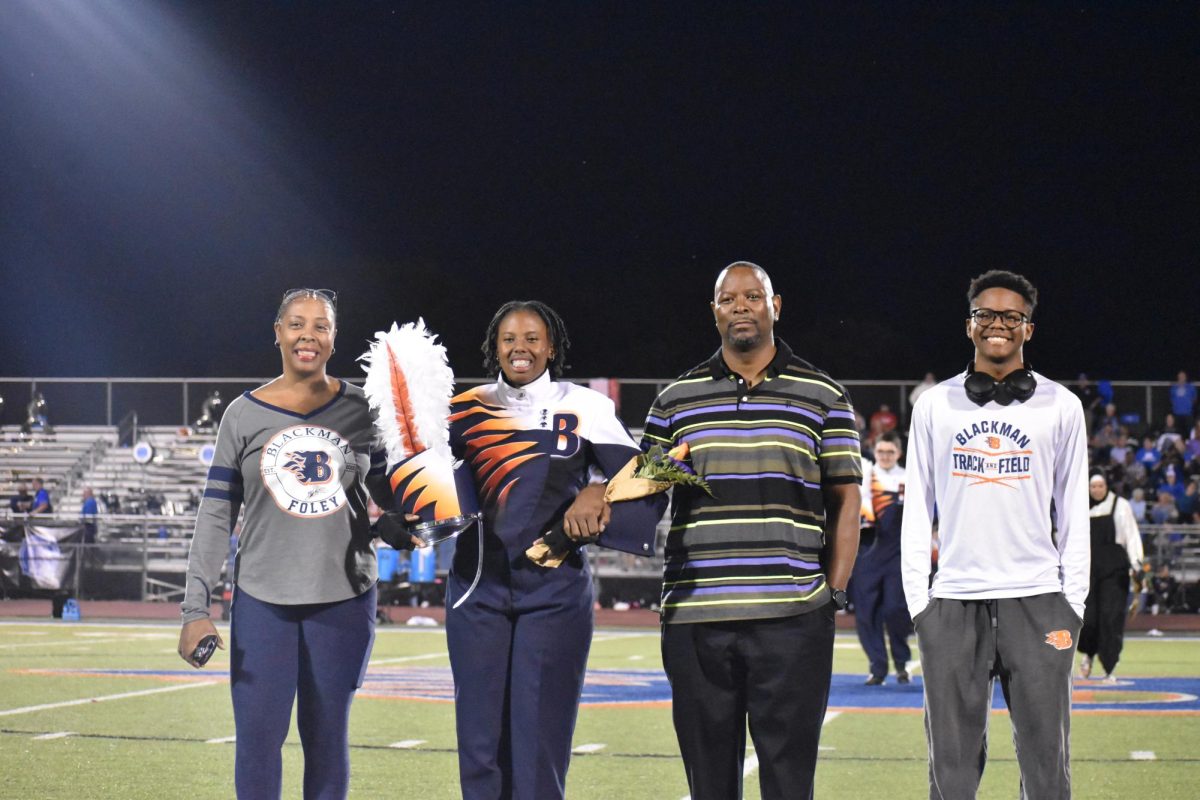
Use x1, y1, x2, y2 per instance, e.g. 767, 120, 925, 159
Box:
388, 448, 480, 546
361, 319, 482, 547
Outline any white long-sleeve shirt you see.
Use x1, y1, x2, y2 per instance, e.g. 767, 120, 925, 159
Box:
901, 371, 1091, 619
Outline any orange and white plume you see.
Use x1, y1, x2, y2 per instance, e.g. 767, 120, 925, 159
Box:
359, 320, 455, 465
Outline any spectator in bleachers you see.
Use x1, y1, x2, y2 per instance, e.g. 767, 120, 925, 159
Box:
30, 477, 52, 514
1157, 465, 1186, 505
1123, 451, 1149, 495
1170, 370, 1196, 433
1072, 373, 1103, 434
80, 487, 98, 543
1157, 413, 1184, 457
909, 372, 936, 407
1150, 564, 1178, 615
1108, 433, 1132, 468
1129, 487, 1148, 523
1150, 489, 1179, 525
1135, 435, 1162, 473
1178, 476, 1199, 524
9, 482, 33, 513
1183, 420, 1200, 469
1107, 450, 1134, 497
867, 403, 898, 447
1096, 402, 1120, 444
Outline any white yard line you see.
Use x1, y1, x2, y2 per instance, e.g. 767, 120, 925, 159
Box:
0, 680, 219, 717
33, 731, 76, 740
0, 638, 131, 650
1130, 751, 1157, 761
389, 740, 427, 749
206, 735, 237, 744
572, 743, 606, 754
681, 710, 842, 799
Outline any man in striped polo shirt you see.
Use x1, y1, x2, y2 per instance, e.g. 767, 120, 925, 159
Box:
643, 261, 862, 800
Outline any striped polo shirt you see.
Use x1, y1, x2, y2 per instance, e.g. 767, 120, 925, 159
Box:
642, 339, 862, 624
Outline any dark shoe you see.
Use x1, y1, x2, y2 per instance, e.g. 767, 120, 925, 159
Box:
864, 675, 885, 686
896, 671, 911, 684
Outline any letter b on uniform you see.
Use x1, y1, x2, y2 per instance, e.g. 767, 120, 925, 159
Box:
553, 413, 580, 456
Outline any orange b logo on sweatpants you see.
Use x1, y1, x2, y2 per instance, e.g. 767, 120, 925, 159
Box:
1044, 630, 1073, 650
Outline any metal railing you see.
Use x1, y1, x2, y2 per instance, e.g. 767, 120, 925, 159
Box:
3, 514, 1197, 610
1, 375, 1192, 432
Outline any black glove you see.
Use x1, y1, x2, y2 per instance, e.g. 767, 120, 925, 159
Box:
374, 512, 418, 551
541, 520, 601, 555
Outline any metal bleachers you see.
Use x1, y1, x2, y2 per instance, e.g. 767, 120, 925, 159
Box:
0, 424, 115, 506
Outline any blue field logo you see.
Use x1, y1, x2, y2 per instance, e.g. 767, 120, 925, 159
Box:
19, 668, 1200, 713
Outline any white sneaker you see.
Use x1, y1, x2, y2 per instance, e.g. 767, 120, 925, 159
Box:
1100, 673, 1117, 684
1079, 654, 1092, 678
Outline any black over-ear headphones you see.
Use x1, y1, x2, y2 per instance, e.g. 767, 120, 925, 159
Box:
964, 362, 1037, 406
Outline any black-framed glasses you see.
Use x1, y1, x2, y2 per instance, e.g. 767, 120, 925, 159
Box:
281, 288, 338, 308
969, 308, 1028, 329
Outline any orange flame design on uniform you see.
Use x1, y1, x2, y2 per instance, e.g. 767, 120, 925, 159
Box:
389, 456, 463, 517
448, 387, 550, 508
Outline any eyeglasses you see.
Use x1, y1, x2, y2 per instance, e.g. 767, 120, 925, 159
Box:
281, 288, 338, 308
969, 308, 1028, 329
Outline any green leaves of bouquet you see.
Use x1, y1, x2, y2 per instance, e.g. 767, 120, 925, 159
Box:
634, 444, 714, 497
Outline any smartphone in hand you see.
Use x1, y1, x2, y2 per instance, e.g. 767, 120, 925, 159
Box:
191, 634, 219, 667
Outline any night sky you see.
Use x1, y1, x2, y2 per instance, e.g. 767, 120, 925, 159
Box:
2, 2, 1197, 386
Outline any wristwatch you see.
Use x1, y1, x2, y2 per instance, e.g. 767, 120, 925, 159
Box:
830, 588, 848, 611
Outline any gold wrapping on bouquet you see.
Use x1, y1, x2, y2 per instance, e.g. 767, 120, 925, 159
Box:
603, 454, 672, 502
525, 539, 569, 568
525, 443, 707, 568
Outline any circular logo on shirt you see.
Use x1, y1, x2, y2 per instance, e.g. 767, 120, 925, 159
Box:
260, 425, 353, 518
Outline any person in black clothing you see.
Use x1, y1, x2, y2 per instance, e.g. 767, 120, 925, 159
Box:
1079, 470, 1143, 682
9, 482, 33, 513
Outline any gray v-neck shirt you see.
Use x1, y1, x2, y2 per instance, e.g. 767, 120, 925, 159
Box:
182, 382, 390, 622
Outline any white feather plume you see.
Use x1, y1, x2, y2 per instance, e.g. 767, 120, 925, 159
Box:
359, 319, 455, 466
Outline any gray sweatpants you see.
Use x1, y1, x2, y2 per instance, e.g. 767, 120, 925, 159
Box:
914, 593, 1081, 800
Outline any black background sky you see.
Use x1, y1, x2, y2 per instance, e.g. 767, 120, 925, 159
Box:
2, 2, 1197, 385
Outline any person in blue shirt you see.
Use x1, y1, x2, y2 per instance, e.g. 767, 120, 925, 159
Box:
80, 487, 99, 543
30, 478, 52, 515
1158, 466, 1187, 504
1135, 436, 1162, 473
1170, 371, 1196, 432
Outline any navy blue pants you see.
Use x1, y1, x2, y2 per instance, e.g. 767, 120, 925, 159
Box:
446, 557, 594, 800
851, 554, 912, 678
230, 586, 376, 800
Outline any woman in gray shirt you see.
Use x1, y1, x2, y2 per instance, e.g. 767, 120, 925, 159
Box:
179, 289, 394, 799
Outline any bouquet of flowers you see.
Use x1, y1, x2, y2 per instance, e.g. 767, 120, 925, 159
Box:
525, 442, 711, 567
603, 442, 713, 503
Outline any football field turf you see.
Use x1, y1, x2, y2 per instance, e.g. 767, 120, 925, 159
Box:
1, 620, 1197, 798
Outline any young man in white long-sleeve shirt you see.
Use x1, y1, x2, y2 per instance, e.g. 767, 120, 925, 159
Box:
901, 270, 1090, 799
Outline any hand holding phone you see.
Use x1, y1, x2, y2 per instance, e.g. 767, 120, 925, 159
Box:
179, 619, 222, 668
191, 634, 219, 667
